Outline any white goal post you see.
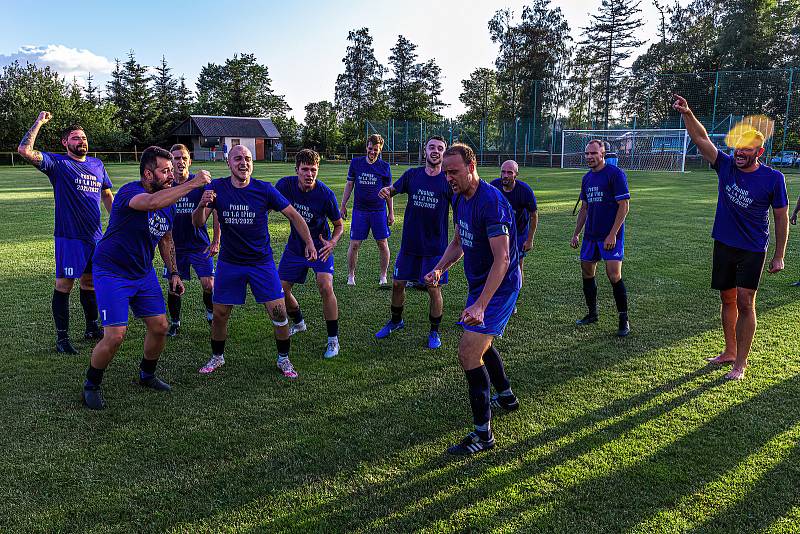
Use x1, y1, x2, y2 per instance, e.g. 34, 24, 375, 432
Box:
561, 129, 690, 172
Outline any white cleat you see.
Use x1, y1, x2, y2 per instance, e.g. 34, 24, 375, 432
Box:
347, 275, 356, 286
324, 338, 340, 359
379, 276, 388, 285
289, 321, 307, 336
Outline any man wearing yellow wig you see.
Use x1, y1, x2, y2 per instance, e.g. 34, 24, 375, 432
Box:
673, 94, 788, 380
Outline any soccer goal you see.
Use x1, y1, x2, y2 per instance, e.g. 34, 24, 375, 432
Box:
561, 129, 690, 172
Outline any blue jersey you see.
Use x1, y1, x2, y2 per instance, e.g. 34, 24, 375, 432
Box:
209, 177, 290, 265
172, 174, 211, 254
712, 151, 788, 252
347, 156, 392, 212
579, 164, 630, 241
93, 181, 174, 279
490, 179, 537, 242
275, 176, 340, 257
453, 180, 520, 297
39, 152, 113, 241
393, 167, 453, 256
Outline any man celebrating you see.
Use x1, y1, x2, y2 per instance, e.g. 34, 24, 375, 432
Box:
426, 143, 520, 456
82, 147, 211, 410
164, 144, 220, 336
276, 149, 343, 359
490, 160, 538, 299
17, 112, 114, 353
375, 135, 451, 349
673, 94, 788, 380
192, 145, 317, 379
339, 134, 394, 286
570, 140, 631, 337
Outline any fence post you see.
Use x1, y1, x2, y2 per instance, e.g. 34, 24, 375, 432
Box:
514, 117, 519, 162
711, 71, 720, 134
782, 67, 794, 154
11, 152, 14, 166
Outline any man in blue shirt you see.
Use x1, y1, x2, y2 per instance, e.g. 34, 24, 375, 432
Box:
491, 159, 538, 307
425, 143, 521, 456
163, 144, 220, 337
339, 134, 394, 286
276, 149, 343, 359
674, 94, 788, 380
82, 146, 211, 410
192, 145, 317, 379
17, 112, 115, 354
375, 135, 451, 349
570, 140, 631, 337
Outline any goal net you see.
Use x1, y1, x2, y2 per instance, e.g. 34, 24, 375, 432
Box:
561, 129, 689, 172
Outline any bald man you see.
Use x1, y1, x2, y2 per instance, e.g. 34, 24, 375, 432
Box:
490, 160, 538, 300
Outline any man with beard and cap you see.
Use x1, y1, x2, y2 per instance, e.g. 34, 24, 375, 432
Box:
490, 160, 538, 307
673, 94, 788, 380
82, 146, 211, 410
276, 149, 344, 359
570, 139, 631, 337
192, 145, 317, 379
375, 135, 452, 349
18, 113, 115, 354
163, 144, 220, 336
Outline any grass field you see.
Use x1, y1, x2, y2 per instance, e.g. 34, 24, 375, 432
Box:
3, 161, 800, 533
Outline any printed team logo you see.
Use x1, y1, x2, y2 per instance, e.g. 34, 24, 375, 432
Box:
149, 212, 170, 238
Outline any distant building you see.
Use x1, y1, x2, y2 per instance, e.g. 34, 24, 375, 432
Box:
170, 115, 282, 161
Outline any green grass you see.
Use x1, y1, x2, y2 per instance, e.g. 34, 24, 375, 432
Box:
3, 161, 800, 533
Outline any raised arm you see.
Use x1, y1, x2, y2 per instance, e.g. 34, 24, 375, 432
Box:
193, 188, 216, 228
129, 170, 211, 212
18, 111, 52, 168
281, 204, 318, 261
672, 94, 718, 164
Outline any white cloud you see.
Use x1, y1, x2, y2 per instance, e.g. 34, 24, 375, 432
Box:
0, 44, 115, 79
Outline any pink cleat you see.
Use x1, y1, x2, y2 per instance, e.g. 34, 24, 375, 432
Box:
199, 354, 225, 374
277, 357, 298, 379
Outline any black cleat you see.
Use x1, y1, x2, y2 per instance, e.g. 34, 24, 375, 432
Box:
791, 281, 800, 287
576, 313, 599, 326
84, 326, 104, 340
490, 393, 520, 412
138, 375, 172, 392
82, 385, 106, 410
447, 431, 496, 456
167, 322, 180, 337
56, 338, 78, 354
617, 318, 631, 337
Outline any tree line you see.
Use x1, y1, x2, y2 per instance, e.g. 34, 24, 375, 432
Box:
1, 0, 799, 155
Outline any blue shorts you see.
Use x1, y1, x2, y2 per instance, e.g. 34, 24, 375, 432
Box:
278, 248, 334, 284
55, 237, 95, 279
350, 209, 390, 241
580, 234, 625, 263
162, 251, 215, 280
214, 259, 284, 305
94, 268, 165, 327
393, 252, 448, 285
461, 289, 519, 337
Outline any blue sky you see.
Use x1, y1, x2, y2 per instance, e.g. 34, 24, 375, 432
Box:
2, 0, 670, 120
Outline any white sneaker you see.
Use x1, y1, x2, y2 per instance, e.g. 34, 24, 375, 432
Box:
324, 338, 340, 359
277, 357, 298, 379
347, 275, 356, 286
379, 276, 388, 285
199, 354, 225, 374
289, 321, 307, 336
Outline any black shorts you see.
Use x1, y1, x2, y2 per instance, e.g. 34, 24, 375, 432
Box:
711, 240, 766, 291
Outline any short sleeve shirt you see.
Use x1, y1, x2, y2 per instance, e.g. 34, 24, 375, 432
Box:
393, 167, 453, 256
490, 179, 537, 242
579, 165, 630, 240
347, 156, 392, 212
275, 176, 340, 257
171, 174, 211, 254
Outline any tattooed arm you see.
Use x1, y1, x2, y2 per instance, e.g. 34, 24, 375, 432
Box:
18, 112, 52, 168
158, 231, 184, 296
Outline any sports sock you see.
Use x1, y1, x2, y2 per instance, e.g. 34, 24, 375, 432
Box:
391, 305, 403, 324
211, 338, 225, 356
289, 308, 304, 325
582, 277, 598, 316
52, 289, 70, 340
429, 314, 442, 333
79, 288, 98, 328
202, 291, 213, 315
276, 337, 290, 358
326, 319, 339, 337
482, 345, 511, 393
140, 357, 158, 380
167, 293, 182, 323
85, 365, 105, 387
465, 366, 491, 430
611, 279, 628, 315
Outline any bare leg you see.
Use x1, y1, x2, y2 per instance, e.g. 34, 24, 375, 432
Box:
428, 284, 443, 318
376, 239, 390, 282
347, 240, 362, 283
90, 325, 126, 369
316, 274, 338, 321
708, 288, 738, 364
392, 280, 406, 308
727, 287, 757, 380
142, 315, 169, 360
282, 280, 299, 315
212, 304, 233, 342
